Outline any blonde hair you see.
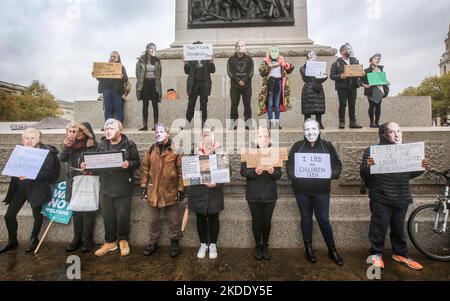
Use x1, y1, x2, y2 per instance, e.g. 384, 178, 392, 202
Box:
22, 128, 41, 143
65, 121, 79, 130
253, 126, 272, 148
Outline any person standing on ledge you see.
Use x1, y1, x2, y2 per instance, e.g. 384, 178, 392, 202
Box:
361, 53, 390, 128
227, 40, 254, 130
183, 41, 216, 128
136, 43, 163, 131
330, 43, 363, 129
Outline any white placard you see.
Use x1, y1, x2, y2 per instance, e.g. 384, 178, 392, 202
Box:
182, 156, 201, 179
84, 152, 124, 170
294, 153, 331, 179
2, 145, 50, 180
183, 43, 213, 61
305, 61, 327, 78
370, 142, 425, 174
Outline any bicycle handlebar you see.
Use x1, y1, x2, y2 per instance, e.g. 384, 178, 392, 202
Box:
426, 169, 450, 183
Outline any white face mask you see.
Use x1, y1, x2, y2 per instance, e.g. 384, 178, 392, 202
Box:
155, 127, 168, 144
304, 121, 320, 143
104, 120, 119, 140
384, 124, 402, 144
344, 44, 354, 57
236, 41, 246, 55
307, 51, 317, 61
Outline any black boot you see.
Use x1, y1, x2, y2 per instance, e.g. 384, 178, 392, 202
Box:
81, 240, 94, 253
262, 244, 271, 260
66, 237, 82, 253
338, 121, 345, 129
349, 120, 362, 129
0, 239, 19, 254
170, 240, 181, 258
304, 241, 317, 263
138, 125, 148, 131
328, 246, 344, 266
254, 244, 263, 260
143, 243, 159, 256
25, 236, 39, 253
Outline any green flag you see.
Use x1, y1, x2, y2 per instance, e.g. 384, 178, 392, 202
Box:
368, 72, 389, 86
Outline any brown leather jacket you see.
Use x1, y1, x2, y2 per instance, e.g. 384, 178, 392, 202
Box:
140, 141, 184, 208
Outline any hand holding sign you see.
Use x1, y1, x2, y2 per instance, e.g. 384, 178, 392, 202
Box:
295, 153, 331, 179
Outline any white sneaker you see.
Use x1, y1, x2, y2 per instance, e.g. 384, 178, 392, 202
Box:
197, 243, 208, 259
209, 243, 218, 259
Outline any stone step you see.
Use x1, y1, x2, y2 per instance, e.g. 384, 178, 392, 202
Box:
0, 194, 436, 249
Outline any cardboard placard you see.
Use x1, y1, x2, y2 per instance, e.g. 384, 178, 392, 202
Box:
344, 64, 364, 77
240, 148, 288, 168
92, 62, 122, 79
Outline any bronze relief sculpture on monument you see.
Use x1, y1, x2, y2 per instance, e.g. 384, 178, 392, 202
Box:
188, 0, 294, 28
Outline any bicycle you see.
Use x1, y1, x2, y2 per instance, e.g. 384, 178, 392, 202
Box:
407, 169, 450, 261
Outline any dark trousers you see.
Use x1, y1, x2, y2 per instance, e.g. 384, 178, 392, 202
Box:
103, 89, 124, 123
196, 212, 220, 244
186, 83, 208, 125
247, 201, 276, 246
337, 88, 358, 122
294, 191, 336, 247
4, 197, 43, 240
100, 194, 131, 243
368, 99, 382, 125
148, 204, 181, 245
230, 85, 252, 121
72, 211, 96, 242
142, 78, 159, 127
369, 200, 409, 257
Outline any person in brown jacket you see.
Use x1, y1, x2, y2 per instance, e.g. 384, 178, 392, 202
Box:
140, 123, 185, 257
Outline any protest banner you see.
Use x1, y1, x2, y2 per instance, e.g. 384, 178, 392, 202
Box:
92, 62, 122, 79
294, 153, 331, 179
182, 154, 230, 186
83, 152, 124, 170
240, 148, 288, 168
344, 64, 365, 77
367, 71, 389, 86
2, 145, 49, 180
370, 142, 425, 174
183, 43, 213, 61
305, 61, 327, 78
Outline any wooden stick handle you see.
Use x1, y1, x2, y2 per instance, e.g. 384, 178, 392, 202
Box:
34, 220, 53, 254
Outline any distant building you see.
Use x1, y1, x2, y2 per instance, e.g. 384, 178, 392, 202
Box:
440, 23, 450, 75
58, 100, 74, 121
0, 81, 26, 95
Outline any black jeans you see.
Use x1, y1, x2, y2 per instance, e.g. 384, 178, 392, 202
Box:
294, 191, 335, 247
368, 99, 382, 124
142, 78, 159, 127
4, 197, 43, 240
247, 201, 276, 246
369, 200, 409, 257
196, 212, 220, 244
186, 82, 208, 125
337, 88, 358, 122
230, 85, 252, 121
72, 211, 96, 242
100, 194, 131, 243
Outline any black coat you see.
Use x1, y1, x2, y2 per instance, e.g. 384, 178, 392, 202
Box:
3, 144, 60, 208
184, 61, 216, 96
361, 65, 390, 98
96, 134, 140, 198
360, 127, 424, 208
300, 64, 327, 115
286, 136, 342, 194
227, 53, 254, 88
330, 57, 362, 90
98, 65, 128, 95
240, 162, 282, 202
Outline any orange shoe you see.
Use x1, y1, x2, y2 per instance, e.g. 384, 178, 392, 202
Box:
370, 254, 385, 269
392, 255, 423, 270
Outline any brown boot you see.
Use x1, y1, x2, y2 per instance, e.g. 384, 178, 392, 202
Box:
119, 240, 130, 257
95, 242, 118, 257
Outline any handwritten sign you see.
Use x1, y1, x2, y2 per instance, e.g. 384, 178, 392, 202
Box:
92, 62, 122, 79
2, 145, 49, 180
183, 43, 213, 61
182, 154, 230, 186
240, 148, 288, 168
370, 142, 425, 174
294, 153, 331, 179
83, 152, 124, 170
41, 181, 73, 225
305, 61, 327, 78
344, 64, 364, 77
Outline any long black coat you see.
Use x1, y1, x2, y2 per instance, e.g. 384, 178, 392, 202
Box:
361, 65, 390, 98
300, 64, 327, 115
360, 127, 423, 208
3, 144, 60, 208
240, 162, 282, 202
184, 61, 216, 96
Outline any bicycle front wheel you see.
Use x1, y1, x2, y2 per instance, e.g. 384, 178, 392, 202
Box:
408, 203, 450, 261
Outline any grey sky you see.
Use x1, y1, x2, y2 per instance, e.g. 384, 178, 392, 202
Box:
0, 0, 449, 100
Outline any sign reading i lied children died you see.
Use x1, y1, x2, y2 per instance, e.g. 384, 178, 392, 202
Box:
294, 153, 331, 179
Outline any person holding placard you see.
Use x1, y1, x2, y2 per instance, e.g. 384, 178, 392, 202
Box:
286, 119, 344, 266
360, 122, 429, 270
81, 119, 140, 257
240, 127, 282, 260
300, 51, 328, 129
330, 43, 363, 129
258, 46, 294, 129
136, 43, 163, 131
93, 51, 128, 124
183, 41, 216, 128
0, 128, 60, 254
187, 127, 225, 259
140, 124, 185, 258
60, 122, 98, 253
361, 54, 390, 128
227, 40, 254, 130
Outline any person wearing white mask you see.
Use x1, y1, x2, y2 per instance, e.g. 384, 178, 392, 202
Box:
140, 124, 185, 258
286, 119, 344, 266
